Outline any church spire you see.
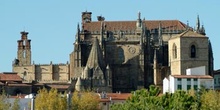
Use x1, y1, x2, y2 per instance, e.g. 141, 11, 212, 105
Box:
86, 37, 105, 69
76, 23, 80, 44
158, 21, 162, 46
136, 11, 142, 28
100, 21, 104, 48
138, 11, 141, 20
196, 15, 200, 33
200, 24, 206, 35
75, 77, 82, 91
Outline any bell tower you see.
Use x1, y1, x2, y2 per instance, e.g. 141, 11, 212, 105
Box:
16, 31, 31, 66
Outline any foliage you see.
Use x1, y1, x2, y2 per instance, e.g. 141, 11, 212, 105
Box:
35, 88, 100, 110
71, 91, 100, 110
11, 98, 20, 110
111, 85, 199, 110
35, 88, 67, 110
111, 85, 162, 110
200, 89, 220, 110
0, 92, 10, 110
159, 90, 199, 110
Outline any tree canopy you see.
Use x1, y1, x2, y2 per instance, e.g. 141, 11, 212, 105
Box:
35, 88, 67, 110
35, 88, 100, 110
111, 85, 200, 110
71, 91, 100, 110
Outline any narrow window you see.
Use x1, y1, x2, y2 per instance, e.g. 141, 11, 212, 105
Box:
23, 50, 26, 58
177, 85, 182, 90
117, 48, 125, 64
194, 85, 198, 90
191, 45, 196, 58
173, 44, 177, 59
194, 78, 198, 81
187, 85, 191, 90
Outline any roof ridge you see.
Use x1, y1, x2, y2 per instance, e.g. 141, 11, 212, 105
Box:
87, 20, 181, 23
179, 30, 207, 38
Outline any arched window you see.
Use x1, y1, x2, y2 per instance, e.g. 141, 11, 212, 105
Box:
173, 44, 177, 59
117, 47, 125, 64
191, 45, 196, 58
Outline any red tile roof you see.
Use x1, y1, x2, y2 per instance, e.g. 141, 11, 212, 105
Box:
83, 20, 187, 32
8, 83, 31, 87
0, 73, 22, 81
99, 93, 131, 102
171, 75, 213, 79
107, 93, 131, 100
9, 94, 26, 98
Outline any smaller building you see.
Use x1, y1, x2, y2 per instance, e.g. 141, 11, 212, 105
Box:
0, 72, 32, 95
213, 69, 220, 90
163, 66, 214, 93
98, 92, 131, 110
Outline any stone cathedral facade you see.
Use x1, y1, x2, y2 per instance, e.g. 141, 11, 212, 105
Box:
13, 31, 70, 83
13, 11, 214, 93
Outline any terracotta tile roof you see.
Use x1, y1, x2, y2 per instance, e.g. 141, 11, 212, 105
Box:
0, 73, 22, 81
171, 75, 213, 79
106, 93, 131, 100
98, 93, 131, 102
9, 94, 27, 98
83, 20, 187, 32
99, 98, 111, 102
8, 83, 31, 87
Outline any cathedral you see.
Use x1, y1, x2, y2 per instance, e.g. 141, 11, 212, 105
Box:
13, 11, 214, 93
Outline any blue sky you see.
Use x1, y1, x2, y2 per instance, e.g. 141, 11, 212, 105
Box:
0, 0, 219, 72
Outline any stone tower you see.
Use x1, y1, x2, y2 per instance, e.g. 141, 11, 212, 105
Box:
13, 31, 70, 83
169, 30, 209, 75
15, 31, 31, 66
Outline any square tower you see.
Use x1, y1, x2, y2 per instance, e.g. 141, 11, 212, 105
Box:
169, 30, 209, 75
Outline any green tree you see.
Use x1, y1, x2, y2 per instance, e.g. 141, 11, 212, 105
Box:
159, 90, 198, 110
111, 85, 162, 110
111, 85, 199, 110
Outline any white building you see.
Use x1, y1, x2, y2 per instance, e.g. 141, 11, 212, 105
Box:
163, 66, 214, 93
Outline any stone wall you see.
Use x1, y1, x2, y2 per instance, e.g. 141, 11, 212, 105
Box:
13, 64, 70, 82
